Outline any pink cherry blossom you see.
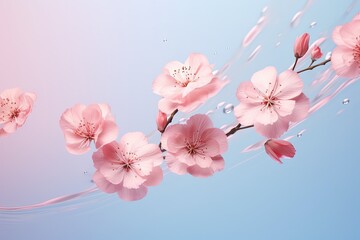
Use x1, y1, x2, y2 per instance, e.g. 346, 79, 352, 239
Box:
332, 13, 360, 78
294, 33, 310, 58
161, 114, 228, 177
92, 132, 163, 201
156, 110, 167, 133
264, 139, 296, 164
234, 66, 309, 138
152, 53, 228, 114
59, 104, 118, 155
0, 88, 36, 136
311, 45, 323, 60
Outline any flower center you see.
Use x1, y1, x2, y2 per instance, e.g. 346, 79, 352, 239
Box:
0, 98, 19, 122
262, 96, 276, 108
75, 118, 96, 140
185, 137, 205, 156
120, 151, 140, 172
10, 108, 20, 119
171, 65, 197, 87
353, 37, 360, 65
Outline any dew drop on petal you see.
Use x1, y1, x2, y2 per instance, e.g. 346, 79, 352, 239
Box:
162, 38, 168, 43
309, 21, 317, 28
178, 118, 187, 124
223, 104, 234, 114
342, 98, 350, 105
325, 51, 332, 60
275, 42, 281, 47
83, 171, 88, 175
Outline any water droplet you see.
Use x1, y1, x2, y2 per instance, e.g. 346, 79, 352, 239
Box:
220, 124, 228, 130
261, 6, 268, 15
223, 104, 234, 114
162, 38, 168, 43
297, 129, 306, 138
257, 16, 266, 25
309, 21, 317, 28
206, 110, 214, 116
275, 42, 281, 47
213, 51, 217, 55
290, 11, 303, 27
325, 51, 332, 60
247, 45, 262, 62
216, 101, 226, 109
83, 171, 88, 175
178, 118, 187, 124
342, 98, 350, 105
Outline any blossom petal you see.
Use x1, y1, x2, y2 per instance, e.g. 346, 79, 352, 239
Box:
187, 155, 224, 178
95, 120, 118, 148
166, 153, 189, 175
234, 103, 261, 125
275, 70, 303, 99
161, 124, 187, 153
236, 81, 263, 103
201, 128, 228, 154
339, 21, 360, 47
120, 132, 148, 153
251, 66, 277, 95
332, 26, 346, 46
144, 166, 163, 186
275, 99, 295, 117
255, 106, 279, 125
135, 144, 163, 167
288, 93, 310, 122
117, 185, 148, 201
122, 170, 146, 189
193, 154, 213, 168
93, 171, 118, 193
255, 117, 289, 138
332, 47, 360, 78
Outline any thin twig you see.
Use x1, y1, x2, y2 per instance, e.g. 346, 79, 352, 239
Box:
292, 57, 299, 71
158, 109, 179, 151
160, 109, 178, 133
297, 59, 331, 74
226, 124, 254, 137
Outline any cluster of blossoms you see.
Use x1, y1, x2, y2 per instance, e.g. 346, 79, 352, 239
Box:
2, 14, 360, 201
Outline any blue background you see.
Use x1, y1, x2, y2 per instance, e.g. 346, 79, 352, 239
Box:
1, 0, 360, 239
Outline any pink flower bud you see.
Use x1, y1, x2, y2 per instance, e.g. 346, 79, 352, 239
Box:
294, 33, 310, 58
156, 110, 167, 132
311, 45, 323, 60
264, 139, 296, 164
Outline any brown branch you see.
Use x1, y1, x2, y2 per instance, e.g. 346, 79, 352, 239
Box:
297, 59, 331, 74
292, 57, 299, 71
226, 124, 254, 137
160, 109, 178, 133
158, 109, 178, 152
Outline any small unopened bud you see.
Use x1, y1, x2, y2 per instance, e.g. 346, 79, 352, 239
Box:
311, 45, 323, 61
156, 110, 167, 132
294, 33, 310, 58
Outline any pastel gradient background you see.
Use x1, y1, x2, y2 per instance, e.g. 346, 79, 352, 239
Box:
1, 0, 360, 239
